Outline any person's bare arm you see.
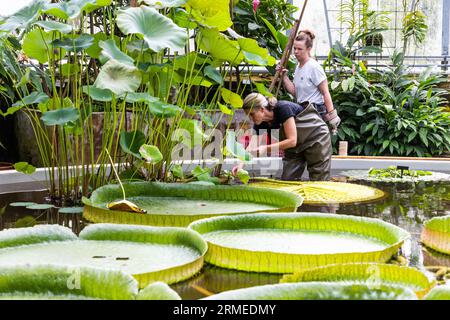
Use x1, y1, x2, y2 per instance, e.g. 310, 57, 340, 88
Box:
276, 65, 296, 97
318, 79, 334, 113
252, 117, 297, 155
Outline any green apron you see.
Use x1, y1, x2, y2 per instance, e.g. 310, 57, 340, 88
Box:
279, 103, 332, 181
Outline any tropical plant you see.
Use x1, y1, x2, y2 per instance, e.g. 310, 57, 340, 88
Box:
328, 50, 450, 157
0, 264, 182, 299
0, 223, 207, 287
189, 212, 409, 273
421, 215, 450, 255
250, 177, 385, 204
203, 282, 418, 300
401, 0, 428, 54
82, 181, 303, 226
0, 0, 274, 204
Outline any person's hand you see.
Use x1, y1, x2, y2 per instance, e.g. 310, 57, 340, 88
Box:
322, 109, 341, 135
275, 64, 288, 76
231, 163, 244, 176
248, 145, 268, 155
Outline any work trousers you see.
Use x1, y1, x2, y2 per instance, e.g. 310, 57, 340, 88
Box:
280, 103, 332, 181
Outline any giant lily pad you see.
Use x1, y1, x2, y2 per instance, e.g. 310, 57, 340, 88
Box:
423, 285, 450, 300
250, 178, 385, 204
0, 265, 181, 300
342, 169, 450, 183
83, 182, 302, 227
203, 282, 417, 300
0, 224, 207, 288
421, 215, 450, 255
280, 263, 434, 299
189, 213, 410, 273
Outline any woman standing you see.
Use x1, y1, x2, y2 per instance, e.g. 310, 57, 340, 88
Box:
278, 29, 340, 133
232, 93, 332, 181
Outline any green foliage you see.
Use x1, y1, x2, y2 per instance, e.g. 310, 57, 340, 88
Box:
328, 50, 450, 157
368, 166, 432, 179
232, 0, 297, 59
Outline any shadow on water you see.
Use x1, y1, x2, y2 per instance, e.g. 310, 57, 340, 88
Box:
0, 178, 449, 299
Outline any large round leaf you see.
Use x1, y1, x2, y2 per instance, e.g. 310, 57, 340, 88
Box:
99, 39, 134, 66
250, 178, 386, 204
0, 0, 44, 32
0, 224, 207, 288
83, 182, 303, 227
186, 0, 232, 31
33, 20, 73, 34
189, 212, 410, 273
237, 38, 275, 66
12, 91, 49, 108
421, 215, 450, 255
116, 7, 187, 53
280, 263, 434, 299
94, 59, 142, 96
41, 107, 80, 126
119, 130, 146, 158
43, 0, 112, 20
139, 145, 163, 164
122, 92, 159, 104
197, 28, 243, 64
220, 88, 243, 108
82, 85, 113, 102
149, 101, 181, 118
51, 34, 94, 52
22, 29, 62, 64
141, 0, 187, 8
203, 282, 417, 300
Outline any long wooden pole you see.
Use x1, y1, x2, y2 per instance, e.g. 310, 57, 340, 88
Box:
269, 0, 309, 97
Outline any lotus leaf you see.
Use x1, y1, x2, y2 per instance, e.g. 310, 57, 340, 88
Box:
421, 215, 450, 255
99, 39, 134, 66
0, 0, 44, 32
51, 34, 94, 52
0, 224, 207, 287
119, 130, 146, 159
423, 285, 450, 300
0, 265, 181, 300
33, 21, 73, 34
116, 7, 186, 52
41, 107, 80, 126
203, 282, 417, 300
189, 212, 410, 273
94, 59, 142, 96
186, 0, 232, 31
280, 263, 434, 298
83, 182, 302, 227
250, 178, 385, 204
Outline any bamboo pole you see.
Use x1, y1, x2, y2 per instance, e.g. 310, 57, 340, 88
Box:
269, 0, 309, 97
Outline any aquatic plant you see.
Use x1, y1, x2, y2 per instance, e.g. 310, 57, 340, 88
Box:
0, 264, 181, 300
0, 223, 207, 287
421, 215, 450, 255
83, 181, 303, 226
189, 212, 410, 273
250, 177, 385, 204
203, 282, 418, 300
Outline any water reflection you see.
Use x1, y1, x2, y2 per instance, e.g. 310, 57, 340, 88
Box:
1, 179, 449, 298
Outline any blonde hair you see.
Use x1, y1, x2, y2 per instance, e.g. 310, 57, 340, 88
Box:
295, 29, 316, 48
243, 93, 277, 111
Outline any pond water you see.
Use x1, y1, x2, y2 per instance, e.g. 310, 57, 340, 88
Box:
0, 175, 449, 299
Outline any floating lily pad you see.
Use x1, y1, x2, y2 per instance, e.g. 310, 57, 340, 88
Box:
9, 202, 37, 207
250, 178, 385, 204
0, 224, 207, 288
421, 215, 450, 255
26, 204, 55, 210
83, 182, 302, 227
280, 263, 434, 299
59, 207, 84, 214
423, 285, 450, 300
0, 265, 180, 300
203, 282, 417, 300
341, 169, 450, 183
189, 213, 409, 273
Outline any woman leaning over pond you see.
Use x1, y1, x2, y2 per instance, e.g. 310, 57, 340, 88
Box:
232, 93, 332, 181
277, 29, 340, 133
